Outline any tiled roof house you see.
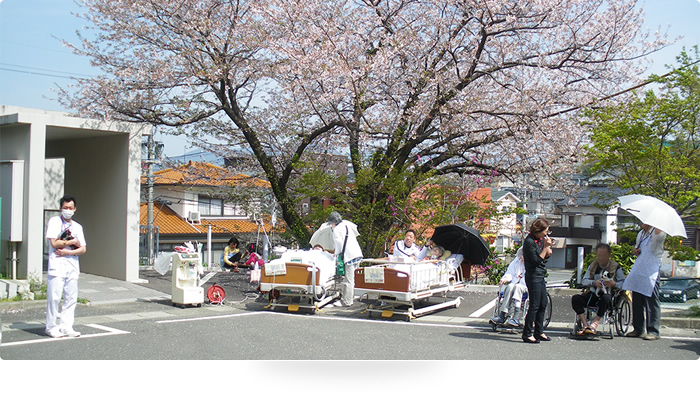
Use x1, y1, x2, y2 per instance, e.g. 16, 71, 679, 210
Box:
141, 161, 284, 257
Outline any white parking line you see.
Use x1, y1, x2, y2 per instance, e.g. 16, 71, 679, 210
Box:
156, 311, 268, 324
200, 272, 218, 286
0, 324, 129, 347
469, 298, 497, 317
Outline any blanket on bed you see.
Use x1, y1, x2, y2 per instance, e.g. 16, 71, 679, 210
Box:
268, 249, 337, 284
389, 261, 447, 290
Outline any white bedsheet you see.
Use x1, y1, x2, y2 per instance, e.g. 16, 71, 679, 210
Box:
390, 261, 452, 290
385, 253, 463, 290
444, 254, 463, 271
270, 249, 336, 285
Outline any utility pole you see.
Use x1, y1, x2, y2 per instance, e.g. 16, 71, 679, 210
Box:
147, 132, 155, 266
143, 131, 163, 265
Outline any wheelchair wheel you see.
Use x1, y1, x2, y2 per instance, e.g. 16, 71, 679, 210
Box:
615, 296, 632, 336
490, 292, 504, 331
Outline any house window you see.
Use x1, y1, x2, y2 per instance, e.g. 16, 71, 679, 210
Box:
198, 195, 223, 216
593, 216, 605, 230
568, 215, 580, 228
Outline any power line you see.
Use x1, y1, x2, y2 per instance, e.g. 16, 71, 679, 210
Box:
0, 62, 95, 78
0, 66, 86, 80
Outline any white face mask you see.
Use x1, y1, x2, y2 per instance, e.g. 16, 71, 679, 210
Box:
61, 209, 75, 220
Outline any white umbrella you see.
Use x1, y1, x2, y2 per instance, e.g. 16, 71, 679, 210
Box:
617, 194, 687, 238
310, 221, 360, 252
309, 222, 336, 252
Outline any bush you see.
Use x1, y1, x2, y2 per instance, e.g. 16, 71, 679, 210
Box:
687, 306, 700, 318
667, 243, 700, 262
481, 246, 510, 285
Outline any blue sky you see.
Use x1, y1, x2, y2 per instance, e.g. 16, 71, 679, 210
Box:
1, 0, 699, 157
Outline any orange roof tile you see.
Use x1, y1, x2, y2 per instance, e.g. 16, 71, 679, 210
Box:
140, 203, 284, 235
471, 188, 492, 208
142, 161, 271, 188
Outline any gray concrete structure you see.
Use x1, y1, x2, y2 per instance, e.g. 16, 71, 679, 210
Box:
0, 106, 150, 285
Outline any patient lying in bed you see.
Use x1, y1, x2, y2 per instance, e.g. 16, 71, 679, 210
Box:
420, 245, 445, 262
269, 248, 337, 285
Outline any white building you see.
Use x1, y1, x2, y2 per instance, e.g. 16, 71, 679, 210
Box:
490, 190, 522, 253
0, 106, 149, 287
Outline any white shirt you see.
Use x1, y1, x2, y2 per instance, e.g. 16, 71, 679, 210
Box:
392, 240, 423, 260
624, 228, 666, 297
46, 216, 86, 279
501, 252, 526, 286
635, 228, 666, 260
333, 220, 363, 262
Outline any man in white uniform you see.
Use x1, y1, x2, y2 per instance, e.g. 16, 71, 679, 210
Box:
45, 194, 87, 338
392, 229, 425, 260
328, 211, 363, 306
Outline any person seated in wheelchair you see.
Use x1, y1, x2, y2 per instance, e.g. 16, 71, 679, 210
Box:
571, 243, 626, 335
490, 247, 527, 327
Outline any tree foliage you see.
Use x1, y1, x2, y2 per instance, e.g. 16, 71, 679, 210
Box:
584, 46, 700, 222
60, 0, 665, 256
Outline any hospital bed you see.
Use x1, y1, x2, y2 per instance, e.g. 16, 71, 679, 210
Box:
354, 255, 466, 321
259, 249, 340, 313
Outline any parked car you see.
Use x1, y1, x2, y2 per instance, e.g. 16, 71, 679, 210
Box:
659, 277, 700, 303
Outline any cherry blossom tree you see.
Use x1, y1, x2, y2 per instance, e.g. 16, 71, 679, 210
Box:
59, 0, 667, 254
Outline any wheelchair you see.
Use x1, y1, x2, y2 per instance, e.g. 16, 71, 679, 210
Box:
490, 284, 552, 332
570, 286, 632, 339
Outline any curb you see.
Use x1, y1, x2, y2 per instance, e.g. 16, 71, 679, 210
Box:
660, 317, 700, 330
462, 284, 581, 296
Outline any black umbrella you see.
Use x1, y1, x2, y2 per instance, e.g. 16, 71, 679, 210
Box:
431, 224, 491, 265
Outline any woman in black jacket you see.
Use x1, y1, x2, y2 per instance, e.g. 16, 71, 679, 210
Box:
522, 218, 554, 343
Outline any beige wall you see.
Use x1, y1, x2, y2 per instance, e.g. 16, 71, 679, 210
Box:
1, 106, 147, 282
47, 132, 141, 281
0, 121, 46, 280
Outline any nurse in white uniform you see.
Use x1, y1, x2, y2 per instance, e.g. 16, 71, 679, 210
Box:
45, 195, 87, 338
392, 229, 425, 260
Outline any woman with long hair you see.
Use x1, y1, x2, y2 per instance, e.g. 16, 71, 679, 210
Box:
521, 218, 554, 343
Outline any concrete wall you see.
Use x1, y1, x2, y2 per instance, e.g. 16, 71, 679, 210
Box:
1, 106, 148, 283
0, 121, 46, 280
47, 132, 142, 281
44, 158, 65, 210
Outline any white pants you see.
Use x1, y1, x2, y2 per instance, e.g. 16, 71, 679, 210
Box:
500, 282, 527, 314
341, 258, 361, 305
46, 275, 78, 332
